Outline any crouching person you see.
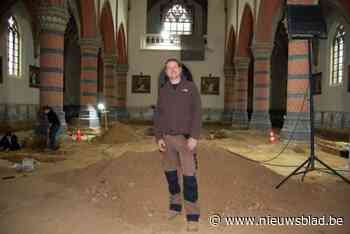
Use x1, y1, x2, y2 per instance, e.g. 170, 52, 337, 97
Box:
0, 132, 21, 151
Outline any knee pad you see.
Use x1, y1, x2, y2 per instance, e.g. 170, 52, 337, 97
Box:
165, 170, 180, 195
183, 175, 198, 203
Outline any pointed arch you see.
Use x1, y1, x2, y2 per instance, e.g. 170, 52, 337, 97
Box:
225, 25, 236, 65
238, 4, 254, 57
80, 0, 98, 37
100, 1, 115, 53
117, 23, 127, 64
330, 23, 346, 85
67, 0, 82, 39
7, 15, 21, 77
255, 0, 282, 43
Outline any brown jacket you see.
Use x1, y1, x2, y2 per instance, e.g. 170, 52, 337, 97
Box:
153, 78, 202, 141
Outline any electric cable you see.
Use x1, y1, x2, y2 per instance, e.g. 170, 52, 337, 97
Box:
226, 149, 350, 172
225, 89, 350, 173
231, 87, 308, 164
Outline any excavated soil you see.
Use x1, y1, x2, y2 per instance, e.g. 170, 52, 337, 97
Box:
0, 124, 349, 234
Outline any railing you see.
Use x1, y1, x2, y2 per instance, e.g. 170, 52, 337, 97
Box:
140, 33, 207, 51
140, 33, 181, 50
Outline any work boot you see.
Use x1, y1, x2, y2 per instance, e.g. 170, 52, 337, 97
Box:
168, 210, 181, 220
186, 221, 199, 232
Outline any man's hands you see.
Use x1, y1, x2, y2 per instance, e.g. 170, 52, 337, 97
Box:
187, 137, 197, 151
157, 137, 197, 152
158, 139, 166, 152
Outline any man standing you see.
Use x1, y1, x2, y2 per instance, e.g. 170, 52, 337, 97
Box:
154, 58, 202, 232
43, 106, 61, 151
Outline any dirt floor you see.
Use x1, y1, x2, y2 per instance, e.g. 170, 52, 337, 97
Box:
0, 122, 350, 234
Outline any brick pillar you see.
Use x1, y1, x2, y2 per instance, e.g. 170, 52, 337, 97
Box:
223, 64, 235, 122
102, 54, 116, 110
232, 57, 250, 128
280, 0, 316, 141
115, 64, 129, 119
280, 39, 311, 141
250, 42, 273, 131
38, 3, 69, 126
78, 38, 101, 128
112, 54, 118, 108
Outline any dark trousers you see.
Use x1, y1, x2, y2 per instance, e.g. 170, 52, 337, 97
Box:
0, 136, 20, 151
49, 124, 60, 150
0, 136, 11, 150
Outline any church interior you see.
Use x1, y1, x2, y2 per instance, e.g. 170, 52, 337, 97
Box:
0, 0, 350, 233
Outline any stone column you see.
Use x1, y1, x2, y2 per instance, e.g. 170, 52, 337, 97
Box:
78, 38, 101, 128
280, 0, 317, 141
232, 57, 250, 128
103, 54, 116, 110
223, 64, 235, 122
112, 54, 118, 108
250, 42, 273, 131
38, 2, 69, 126
280, 39, 311, 141
115, 64, 129, 119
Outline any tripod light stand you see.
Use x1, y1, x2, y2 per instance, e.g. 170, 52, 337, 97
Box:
275, 4, 350, 189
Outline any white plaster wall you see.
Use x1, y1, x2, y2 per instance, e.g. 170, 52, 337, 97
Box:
127, 0, 225, 110
0, 1, 39, 105
314, 12, 350, 112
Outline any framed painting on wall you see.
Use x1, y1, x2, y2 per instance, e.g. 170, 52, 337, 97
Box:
132, 74, 151, 94
201, 75, 220, 95
29, 65, 40, 88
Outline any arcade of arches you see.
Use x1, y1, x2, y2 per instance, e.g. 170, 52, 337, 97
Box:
1, 0, 350, 141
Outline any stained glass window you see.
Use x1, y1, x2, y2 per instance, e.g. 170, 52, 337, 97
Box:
163, 4, 192, 35
330, 24, 346, 85
7, 16, 20, 77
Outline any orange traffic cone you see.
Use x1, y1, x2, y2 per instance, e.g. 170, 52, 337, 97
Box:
269, 130, 277, 144
76, 129, 82, 142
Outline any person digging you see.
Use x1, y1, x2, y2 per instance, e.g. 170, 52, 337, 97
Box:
43, 106, 61, 151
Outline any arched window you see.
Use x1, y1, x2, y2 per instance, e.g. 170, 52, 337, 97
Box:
330, 24, 346, 85
7, 16, 20, 77
162, 4, 192, 35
